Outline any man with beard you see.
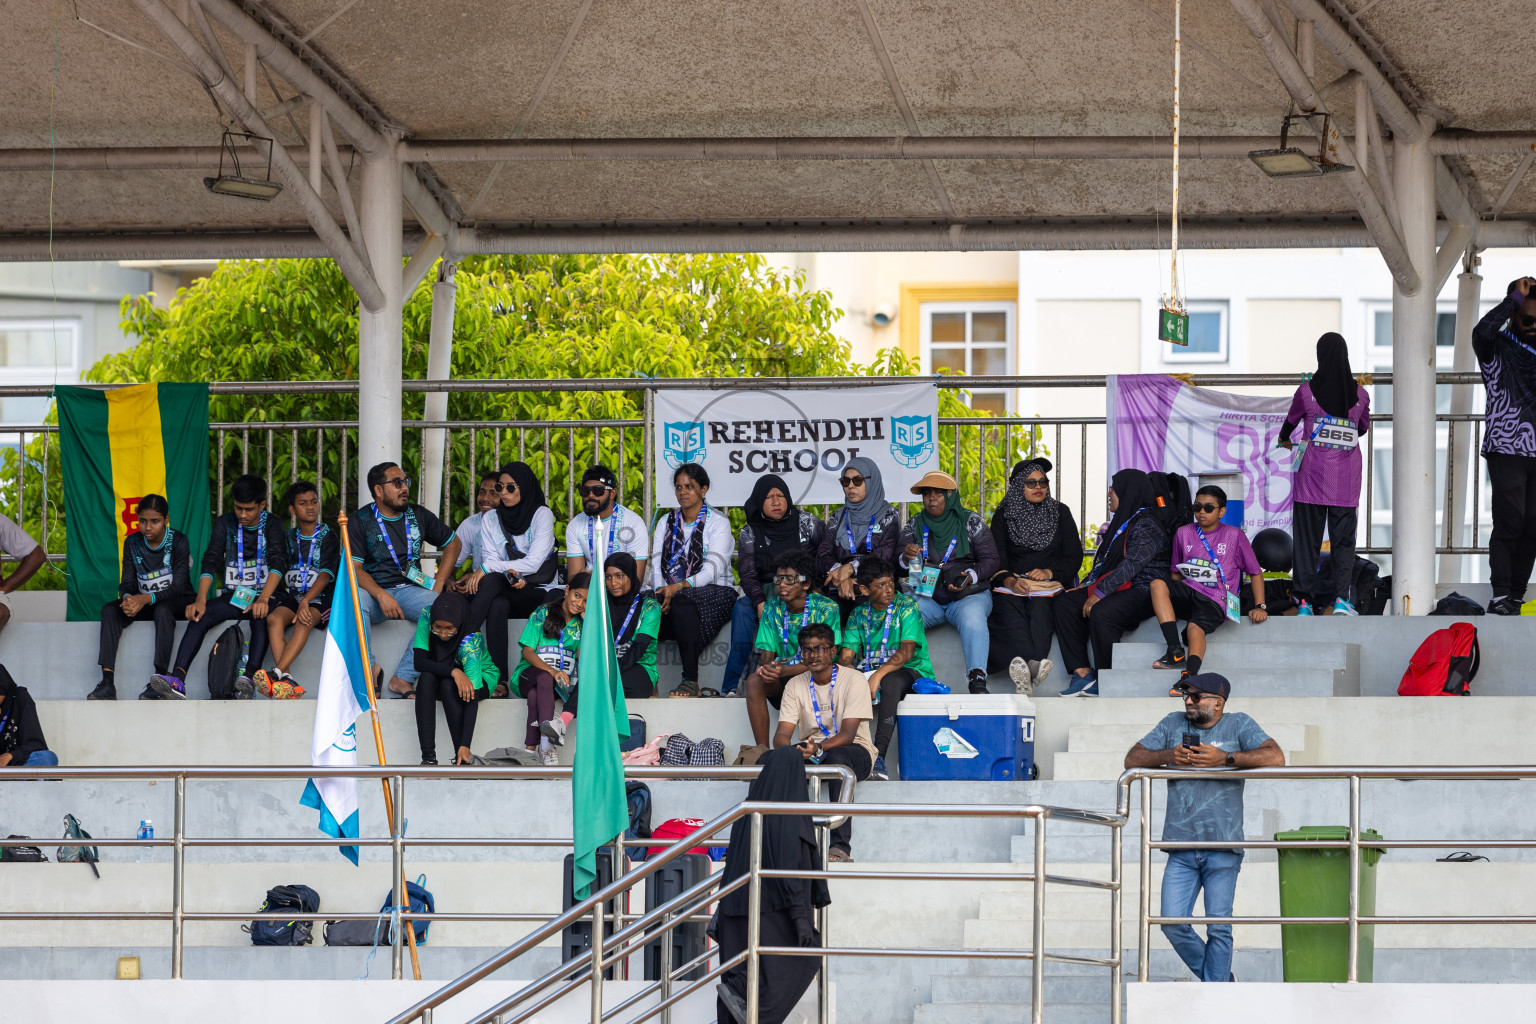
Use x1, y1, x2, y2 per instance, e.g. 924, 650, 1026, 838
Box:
564, 464, 649, 580
1474, 276, 1536, 614
1123, 674, 1284, 982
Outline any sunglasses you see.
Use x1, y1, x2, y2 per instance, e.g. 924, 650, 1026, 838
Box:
579, 483, 613, 497
385, 475, 412, 489
1181, 692, 1218, 702
1193, 503, 1222, 514
839, 475, 865, 488
493, 481, 518, 493
773, 574, 806, 585
1022, 477, 1049, 488
1517, 313, 1536, 328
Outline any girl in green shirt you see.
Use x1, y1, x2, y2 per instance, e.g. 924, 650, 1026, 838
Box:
517, 573, 589, 765
412, 590, 491, 766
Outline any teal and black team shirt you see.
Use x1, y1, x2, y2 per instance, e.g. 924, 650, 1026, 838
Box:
841, 592, 934, 678
346, 502, 456, 590
510, 604, 582, 697
411, 611, 494, 696
1139, 712, 1272, 850
754, 591, 842, 664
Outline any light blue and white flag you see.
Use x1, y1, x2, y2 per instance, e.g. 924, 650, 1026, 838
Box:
299, 555, 373, 865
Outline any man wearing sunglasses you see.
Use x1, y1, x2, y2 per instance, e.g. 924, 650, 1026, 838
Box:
564, 464, 649, 581
1124, 674, 1284, 982
1148, 485, 1266, 679
348, 461, 461, 697
1473, 276, 1536, 614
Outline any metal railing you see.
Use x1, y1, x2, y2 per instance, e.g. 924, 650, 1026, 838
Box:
1119, 765, 1536, 984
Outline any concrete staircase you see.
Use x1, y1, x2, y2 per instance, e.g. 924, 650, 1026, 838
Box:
1052, 721, 1316, 781
1099, 641, 1360, 697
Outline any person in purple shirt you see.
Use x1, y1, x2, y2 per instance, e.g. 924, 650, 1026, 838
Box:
1149, 486, 1268, 680
1473, 276, 1536, 615
1278, 333, 1371, 615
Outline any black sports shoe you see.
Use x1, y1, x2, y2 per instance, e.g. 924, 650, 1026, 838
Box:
967, 669, 989, 695
137, 684, 163, 700
87, 679, 117, 700
1153, 645, 1187, 670
1489, 595, 1522, 616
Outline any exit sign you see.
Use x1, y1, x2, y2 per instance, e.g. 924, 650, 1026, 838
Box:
1159, 308, 1190, 346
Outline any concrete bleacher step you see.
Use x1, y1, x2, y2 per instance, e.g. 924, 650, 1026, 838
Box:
1062, 721, 1312, 753
914, 1000, 1108, 1024
929, 973, 1121, 1005
1111, 641, 1360, 678
1095, 666, 1352, 698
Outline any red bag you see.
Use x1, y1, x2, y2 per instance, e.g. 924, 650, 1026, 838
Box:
1398, 622, 1479, 696
645, 818, 711, 859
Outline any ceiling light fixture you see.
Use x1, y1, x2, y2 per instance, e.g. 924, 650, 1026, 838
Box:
204, 129, 284, 201
1249, 112, 1354, 178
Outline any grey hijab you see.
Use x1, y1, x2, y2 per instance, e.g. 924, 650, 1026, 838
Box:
1002, 458, 1061, 550
835, 457, 888, 549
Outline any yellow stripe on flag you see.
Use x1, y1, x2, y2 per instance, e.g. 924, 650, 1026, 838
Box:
105, 384, 168, 574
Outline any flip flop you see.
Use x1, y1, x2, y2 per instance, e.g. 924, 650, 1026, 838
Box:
669, 680, 701, 698
698, 687, 722, 698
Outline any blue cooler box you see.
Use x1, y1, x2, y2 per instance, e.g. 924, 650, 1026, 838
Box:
896, 694, 1035, 781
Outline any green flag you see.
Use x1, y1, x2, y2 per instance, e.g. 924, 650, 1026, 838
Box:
56, 383, 210, 622
571, 532, 631, 900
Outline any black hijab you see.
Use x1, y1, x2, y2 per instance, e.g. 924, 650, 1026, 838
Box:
426, 590, 471, 661
745, 474, 801, 576
1310, 332, 1357, 419
604, 552, 642, 637
0, 664, 15, 701
1091, 468, 1158, 578
719, 746, 831, 916
494, 461, 546, 539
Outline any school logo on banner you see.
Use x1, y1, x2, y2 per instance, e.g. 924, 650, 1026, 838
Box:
889, 414, 935, 468
662, 420, 707, 469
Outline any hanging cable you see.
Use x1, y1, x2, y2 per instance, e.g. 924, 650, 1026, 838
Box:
1159, 0, 1189, 346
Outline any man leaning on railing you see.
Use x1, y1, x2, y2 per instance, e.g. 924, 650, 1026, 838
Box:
1123, 673, 1284, 982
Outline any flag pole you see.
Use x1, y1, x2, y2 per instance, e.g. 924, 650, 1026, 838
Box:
336, 509, 422, 981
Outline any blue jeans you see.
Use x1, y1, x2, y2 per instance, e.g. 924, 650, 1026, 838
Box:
1160, 849, 1242, 982
19, 750, 59, 767
915, 590, 993, 675
359, 583, 439, 684
719, 595, 759, 694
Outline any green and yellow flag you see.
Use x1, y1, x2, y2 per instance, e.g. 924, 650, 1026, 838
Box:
57, 383, 210, 621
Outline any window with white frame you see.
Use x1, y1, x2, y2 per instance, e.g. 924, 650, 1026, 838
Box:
1163, 301, 1228, 363
919, 301, 1015, 414
0, 319, 80, 424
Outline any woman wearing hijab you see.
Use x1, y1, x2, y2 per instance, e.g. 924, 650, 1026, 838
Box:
471, 461, 560, 688
712, 746, 830, 1024
411, 590, 492, 765
0, 667, 57, 767
538, 553, 661, 748
822, 457, 900, 622
987, 459, 1082, 695
512, 573, 589, 766
1052, 468, 1171, 696
897, 471, 1000, 694
719, 474, 834, 694
1279, 333, 1371, 615
648, 463, 738, 698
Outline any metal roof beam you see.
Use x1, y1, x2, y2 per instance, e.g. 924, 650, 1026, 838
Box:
1275, 0, 1424, 142
1435, 160, 1479, 292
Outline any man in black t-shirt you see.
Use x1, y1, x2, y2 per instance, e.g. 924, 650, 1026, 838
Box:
348, 461, 461, 697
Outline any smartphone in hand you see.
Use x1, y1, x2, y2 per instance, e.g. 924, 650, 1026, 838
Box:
1182, 732, 1201, 748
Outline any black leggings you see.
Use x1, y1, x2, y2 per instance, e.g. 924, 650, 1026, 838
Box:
469, 574, 551, 685
1292, 501, 1358, 606
415, 670, 481, 762
171, 598, 272, 677
871, 667, 918, 758
1487, 453, 1536, 599
988, 591, 1056, 670
1052, 586, 1155, 673
99, 596, 190, 676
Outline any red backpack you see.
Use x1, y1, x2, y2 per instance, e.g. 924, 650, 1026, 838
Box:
1398, 622, 1479, 696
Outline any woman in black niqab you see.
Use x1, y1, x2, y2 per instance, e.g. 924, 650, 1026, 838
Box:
1309, 332, 1357, 419
713, 746, 830, 1024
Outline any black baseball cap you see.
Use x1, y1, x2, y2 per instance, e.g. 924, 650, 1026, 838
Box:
1174, 672, 1231, 700
581, 465, 618, 491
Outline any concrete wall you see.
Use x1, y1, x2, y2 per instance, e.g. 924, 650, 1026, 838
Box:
1129, 983, 1536, 1022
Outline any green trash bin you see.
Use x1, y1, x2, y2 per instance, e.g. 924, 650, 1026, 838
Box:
1274, 825, 1386, 982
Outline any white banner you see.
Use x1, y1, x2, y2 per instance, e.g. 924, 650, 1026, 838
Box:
654, 382, 941, 507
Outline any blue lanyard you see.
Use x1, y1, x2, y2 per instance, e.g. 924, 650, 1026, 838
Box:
0, 707, 11, 738
1502, 328, 1536, 360
845, 515, 876, 556
808, 666, 839, 739
588, 510, 620, 561
373, 505, 420, 569
235, 514, 266, 574
780, 600, 813, 656
1194, 527, 1228, 589
864, 602, 895, 668
921, 526, 958, 565
615, 597, 641, 644
295, 525, 327, 592
668, 508, 705, 579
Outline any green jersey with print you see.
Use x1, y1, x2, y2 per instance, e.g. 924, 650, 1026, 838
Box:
411, 613, 494, 695
510, 603, 583, 697
754, 591, 842, 663
841, 592, 934, 678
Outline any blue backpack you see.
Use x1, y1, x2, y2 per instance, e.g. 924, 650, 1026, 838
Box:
384, 875, 435, 944
625, 781, 654, 861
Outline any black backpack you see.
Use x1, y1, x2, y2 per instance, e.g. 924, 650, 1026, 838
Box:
625, 781, 654, 860
207, 624, 248, 700
247, 884, 321, 945
1146, 471, 1193, 532
1, 835, 46, 862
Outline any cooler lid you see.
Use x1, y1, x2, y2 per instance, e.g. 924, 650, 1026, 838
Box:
896, 693, 1036, 717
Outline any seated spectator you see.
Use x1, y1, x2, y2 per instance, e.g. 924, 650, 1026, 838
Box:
469, 462, 560, 689
349, 462, 461, 698
1150, 486, 1268, 679
564, 464, 649, 580
772, 622, 874, 862
650, 463, 737, 698
0, 512, 45, 640
722, 473, 834, 695
0, 667, 56, 767
1053, 469, 1171, 698
822, 457, 900, 623
259, 481, 339, 698
91, 494, 193, 700
837, 556, 933, 781
452, 471, 501, 587
150, 474, 290, 700
540, 554, 659, 747
988, 459, 1082, 695
898, 471, 999, 694
512, 573, 590, 766
743, 550, 842, 753
412, 590, 491, 766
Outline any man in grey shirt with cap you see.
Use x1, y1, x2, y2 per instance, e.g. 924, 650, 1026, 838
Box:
1124, 672, 1285, 982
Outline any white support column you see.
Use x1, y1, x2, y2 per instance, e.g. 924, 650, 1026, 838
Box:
1391, 114, 1439, 614
1439, 256, 1483, 585
357, 136, 404, 504
419, 260, 458, 518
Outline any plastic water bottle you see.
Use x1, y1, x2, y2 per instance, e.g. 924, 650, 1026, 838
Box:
136, 820, 154, 863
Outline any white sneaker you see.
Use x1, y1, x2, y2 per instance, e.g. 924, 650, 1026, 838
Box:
1008, 657, 1034, 696
540, 717, 567, 746
1034, 658, 1053, 688
539, 745, 559, 767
